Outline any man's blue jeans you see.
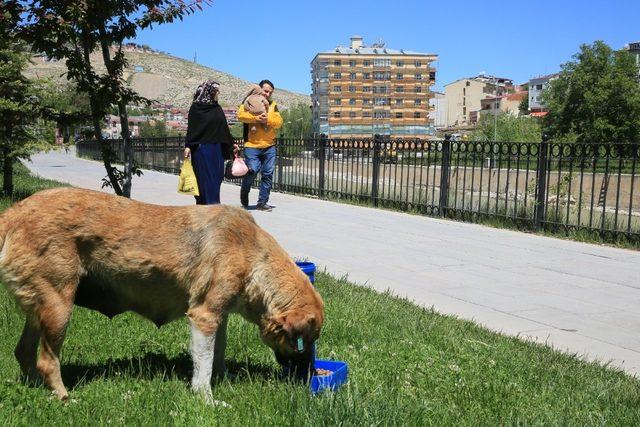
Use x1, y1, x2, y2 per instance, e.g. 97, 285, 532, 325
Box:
241, 145, 276, 204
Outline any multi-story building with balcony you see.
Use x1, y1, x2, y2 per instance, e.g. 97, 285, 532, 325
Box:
311, 36, 438, 138
444, 74, 514, 127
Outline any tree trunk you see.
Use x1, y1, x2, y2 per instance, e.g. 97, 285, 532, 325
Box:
80, 30, 123, 196
99, 36, 132, 198
3, 123, 13, 198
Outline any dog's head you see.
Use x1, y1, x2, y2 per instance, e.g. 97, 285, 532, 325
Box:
261, 307, 323, 382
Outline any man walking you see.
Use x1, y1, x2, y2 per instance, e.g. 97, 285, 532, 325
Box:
237, 79, 283, 211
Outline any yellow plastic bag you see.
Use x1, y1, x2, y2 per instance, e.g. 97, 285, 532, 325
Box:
177, 159, 200, 196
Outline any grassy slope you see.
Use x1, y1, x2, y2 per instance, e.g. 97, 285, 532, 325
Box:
0, 165, 639, 425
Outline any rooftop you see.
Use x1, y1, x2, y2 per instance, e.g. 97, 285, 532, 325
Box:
316, 36, 436, 58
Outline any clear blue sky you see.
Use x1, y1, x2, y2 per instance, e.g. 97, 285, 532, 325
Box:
134, 0, 640, 95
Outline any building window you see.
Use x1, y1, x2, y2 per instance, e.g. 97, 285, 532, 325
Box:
395, 112, 403, 119
466, 81, 471, 87
334, 111, 341, 118
349, 72, 356, 80
363, 99, 370, 105
463, 87, 466, 96
349, 98, 356, 105
374, 58, 391, 67
349, 60, 356, 67
363, 111, 371, 118
414, 112, 421, 118
395, 99, 403, 105
415, 86, 422, 93
334, 60, 341, 66
396, 60, 404, 67
333, 86, 341, 92
363, 86, 371, 92
463, 107, 466, 115
415, 60, 422, 67
374, 97, 390, 105
414, 99, 421, 105
374, 71, 391, 80
373, 86, 388, 94
334, 99, 341, 105
349, 111, 356, 118
536, 84, 543, 90
363, 72, 371, 79
415, 73, 423, 80
363, 60, 371, 66
429, 71, 436, 80
334, 72, 342, 79
395, 86, 404, 93
348, 86, 356, 92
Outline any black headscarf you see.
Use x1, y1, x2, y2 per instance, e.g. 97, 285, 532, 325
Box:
186, 79, 233, 159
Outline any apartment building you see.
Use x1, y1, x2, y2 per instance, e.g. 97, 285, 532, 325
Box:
429, 91, 447, 129
444, 74, 513, 126
480, 91, 527, 117
310, 36, 438, 138
528, 73, 559, 114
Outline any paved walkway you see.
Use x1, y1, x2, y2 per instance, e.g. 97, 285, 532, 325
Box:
25, 148, 640, 376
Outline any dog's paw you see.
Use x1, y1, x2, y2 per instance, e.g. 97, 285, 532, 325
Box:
191, 383, 214, 405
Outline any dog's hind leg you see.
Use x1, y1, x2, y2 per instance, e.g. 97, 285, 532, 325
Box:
213, 313, 228, 377
14, 315, 40, 383
35, 290, 73, 400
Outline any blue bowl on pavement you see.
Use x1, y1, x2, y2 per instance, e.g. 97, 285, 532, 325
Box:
311, 359, 349, 394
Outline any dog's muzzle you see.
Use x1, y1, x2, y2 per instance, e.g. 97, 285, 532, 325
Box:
275, 346, 315, 382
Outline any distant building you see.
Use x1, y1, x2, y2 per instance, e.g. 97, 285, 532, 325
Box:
528, 73, 558, 114
429, 91, 446, 128
222, 107, 238, 124
103, 115, 145, 138
444, 74, 514, 126
310, 36, 438, 138
626, 41, 640, 77
480, 91, 527, 117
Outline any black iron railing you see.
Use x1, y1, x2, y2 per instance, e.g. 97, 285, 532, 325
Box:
77, 136, 640, 244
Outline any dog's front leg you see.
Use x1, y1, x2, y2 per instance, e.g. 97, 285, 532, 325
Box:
213, 314, 228, 377
187, 307, 220, 404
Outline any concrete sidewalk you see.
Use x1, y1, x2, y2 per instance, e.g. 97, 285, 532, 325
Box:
25, 148, 640, 376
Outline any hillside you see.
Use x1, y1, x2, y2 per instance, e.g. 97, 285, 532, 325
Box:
25, 48, 310, 110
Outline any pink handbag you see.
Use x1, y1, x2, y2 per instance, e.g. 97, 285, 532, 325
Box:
231, 154, 249, 177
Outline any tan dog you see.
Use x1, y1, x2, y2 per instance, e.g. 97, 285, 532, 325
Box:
0, 188, 323, 402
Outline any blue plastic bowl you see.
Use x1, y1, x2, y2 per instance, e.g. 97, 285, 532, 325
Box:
310, 359, 349, 394
295, 261, 316, 284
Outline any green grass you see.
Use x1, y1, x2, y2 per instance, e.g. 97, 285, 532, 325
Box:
1, 164, 640, 425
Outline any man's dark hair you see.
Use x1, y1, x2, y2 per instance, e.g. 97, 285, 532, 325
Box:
259, 79, 275, 90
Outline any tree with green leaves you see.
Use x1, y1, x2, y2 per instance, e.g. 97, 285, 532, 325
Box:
543, 41, 640, 143
15, 0, 211, 197
471, 113, 542, 142
280, 103, 312, 140
0, 3, 43, 196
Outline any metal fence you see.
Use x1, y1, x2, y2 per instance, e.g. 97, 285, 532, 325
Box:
77, 136, 640, 244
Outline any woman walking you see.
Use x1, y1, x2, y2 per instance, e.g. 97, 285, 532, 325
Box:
183, 80, 235, 205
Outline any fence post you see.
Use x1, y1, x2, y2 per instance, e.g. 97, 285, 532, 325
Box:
371, 134, 381, 207
318, 134, 326, 199
276, 137, 283, 190
438, 133, 452, 216
535, 134, 550, 229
